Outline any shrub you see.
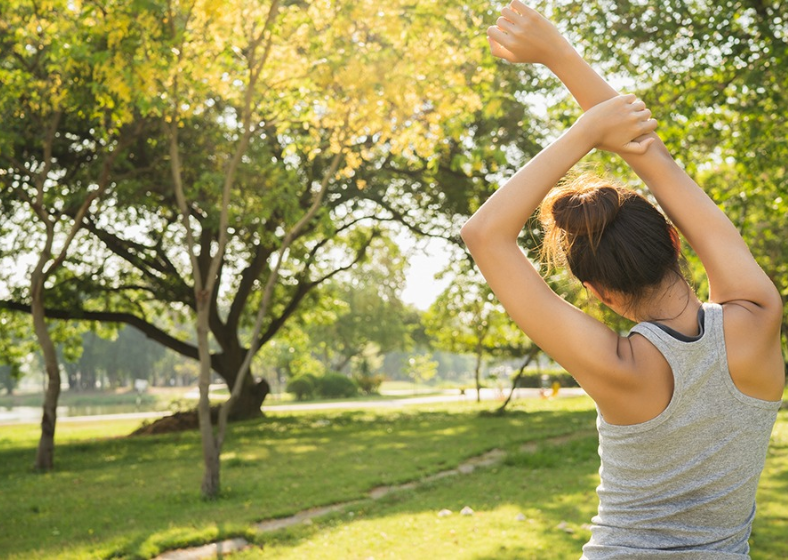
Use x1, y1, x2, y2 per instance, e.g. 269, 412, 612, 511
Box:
315, 373, 358, 399
286, 374, 317, 400
354, 373, 385, 395
514, 371, 579, 389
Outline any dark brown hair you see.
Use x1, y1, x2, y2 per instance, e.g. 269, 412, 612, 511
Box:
540, 174, 681, 302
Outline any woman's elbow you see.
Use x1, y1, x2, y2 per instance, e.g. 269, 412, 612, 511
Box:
460, 218, 487, 250
461, 216, 516, 256
460, 219, 476, 243
760, 282, 785, 326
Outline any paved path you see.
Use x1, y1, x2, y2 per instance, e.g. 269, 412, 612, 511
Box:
0, 387, 586, 426
264, 387, 586, 412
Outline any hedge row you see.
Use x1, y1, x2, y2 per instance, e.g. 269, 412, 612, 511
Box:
285, 373, 359, 400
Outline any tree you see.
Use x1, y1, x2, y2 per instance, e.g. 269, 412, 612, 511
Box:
136, 0, 509, 498
424, 259, 538, 402
308, 231, 413, 374
404, 353, 438, 393
493, 344, 541, 414
59, 326, 167, 390
0, 0, 148, 470
0, 1, 556, 439
0, 312, 34, 395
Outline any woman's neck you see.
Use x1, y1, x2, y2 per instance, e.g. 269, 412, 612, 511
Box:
635, 276, 702, 336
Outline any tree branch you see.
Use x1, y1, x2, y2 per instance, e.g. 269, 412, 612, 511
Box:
0, 299, 199, 361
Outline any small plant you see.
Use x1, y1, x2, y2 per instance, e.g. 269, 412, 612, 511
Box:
404, 354, 438, 394
286, 374, 317, 401
315, 373, 358, 399
354, 372, 385, 395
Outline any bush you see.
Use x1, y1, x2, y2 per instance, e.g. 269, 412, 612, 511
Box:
514, 371, 579, 389
286, 374, 317, 400
354, 373, 385, 395
315, 373, 358, 399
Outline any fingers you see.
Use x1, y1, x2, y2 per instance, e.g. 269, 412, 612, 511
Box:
501, 6, 525, 24
487, 26, 514, 49
641, 117, 659, 134
625, 95, 657, 131
487, 35, 517, 62
496, 16, 517, 33
509, 0, 533, 17
622, 137, 656, 155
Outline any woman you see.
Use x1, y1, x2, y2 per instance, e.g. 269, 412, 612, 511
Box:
462, 1, 785, 557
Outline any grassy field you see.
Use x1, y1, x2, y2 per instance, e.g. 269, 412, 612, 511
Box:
0, 383, 445, 412
0, 395, 786, 559
0, 389, 163, 409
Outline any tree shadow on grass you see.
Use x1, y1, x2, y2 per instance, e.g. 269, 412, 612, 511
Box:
0, 404, 599, 559
249, 434, 603, 560
247, 421, 788, 560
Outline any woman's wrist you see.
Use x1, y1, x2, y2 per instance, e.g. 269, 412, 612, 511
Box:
546, 46, 621, 112
543, 40, 581, 73
566, 116, 598, 155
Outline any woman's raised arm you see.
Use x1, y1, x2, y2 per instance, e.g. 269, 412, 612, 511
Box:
461, 96, 656, 400
487, 1, 783, 401
488, 0, 781, 314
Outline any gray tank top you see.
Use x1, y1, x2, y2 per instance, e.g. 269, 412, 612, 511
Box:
582, 302, 780, 559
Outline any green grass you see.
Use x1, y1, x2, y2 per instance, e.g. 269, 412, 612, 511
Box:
264, 390, 445, 406
0, 390, 163, 409
242, 416, 788, 560
0, 396, 786, 559
240, 438, 602, 559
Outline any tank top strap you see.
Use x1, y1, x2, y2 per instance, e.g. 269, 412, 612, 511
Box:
628, 303, 721, 391
629, 303, 716, 350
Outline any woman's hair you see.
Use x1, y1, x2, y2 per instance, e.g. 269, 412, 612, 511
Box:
540, 174, 682, 304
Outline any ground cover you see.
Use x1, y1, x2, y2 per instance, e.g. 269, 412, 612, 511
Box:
0, 390, 163, 409
0, 382, 449, 415
0, 397, 593, 559
0, 394, 785, 560
247, 414, 788, 560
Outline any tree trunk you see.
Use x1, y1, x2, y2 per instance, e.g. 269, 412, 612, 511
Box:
496, 349, 538, 414
83, 366, 97, 391
214, 349, 269, 420
201, 440, 221, 498
196, 301, 221, 499
64, 362, 79, 391
227, 376, 269, 420
32, 274, 61, 472
474, 341, 483, 403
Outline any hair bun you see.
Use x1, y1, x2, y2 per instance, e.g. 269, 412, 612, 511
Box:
550, 183, 622, 239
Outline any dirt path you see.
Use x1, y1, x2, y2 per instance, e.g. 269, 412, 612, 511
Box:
154, 429, 596, 560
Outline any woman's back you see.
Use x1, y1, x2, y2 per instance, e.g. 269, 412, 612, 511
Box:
583, 303, 781, 558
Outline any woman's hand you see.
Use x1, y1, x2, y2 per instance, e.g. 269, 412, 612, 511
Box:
487, 1, 572, 67
575, 94, 658, 155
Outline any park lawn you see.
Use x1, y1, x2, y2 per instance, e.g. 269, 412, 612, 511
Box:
0, 390, 163, 409
0, 397, 595, 559
242, 435, 603, 560
0, 396, 785, 559
237, 411, 788, 560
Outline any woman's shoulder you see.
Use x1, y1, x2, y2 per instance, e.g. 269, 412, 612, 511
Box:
589, 332, 675, 425
717, 299, 785, 402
